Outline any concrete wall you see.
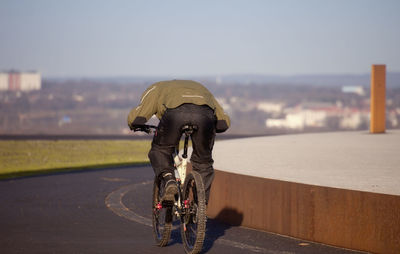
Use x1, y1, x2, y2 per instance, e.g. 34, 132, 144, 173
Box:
207, 169, 400, 254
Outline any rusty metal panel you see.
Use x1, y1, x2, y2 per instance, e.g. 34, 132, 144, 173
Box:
207, 169, 400, 254
370, 64, 386, 133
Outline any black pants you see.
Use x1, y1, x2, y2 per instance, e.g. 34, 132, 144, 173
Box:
148, 103, 216, 202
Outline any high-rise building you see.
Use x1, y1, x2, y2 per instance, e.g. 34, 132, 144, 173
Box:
0, 71, 41, 91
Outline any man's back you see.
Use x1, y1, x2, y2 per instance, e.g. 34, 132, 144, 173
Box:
149, 80, 218, 111
127, 80, 230, 131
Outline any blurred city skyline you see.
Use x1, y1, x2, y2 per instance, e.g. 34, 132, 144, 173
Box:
1, 0, 400, 78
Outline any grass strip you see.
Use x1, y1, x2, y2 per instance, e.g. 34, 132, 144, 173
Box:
0, 140, 152, 179
0, 161, 148, 180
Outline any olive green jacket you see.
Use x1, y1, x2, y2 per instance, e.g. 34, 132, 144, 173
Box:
127, 80, 230, 132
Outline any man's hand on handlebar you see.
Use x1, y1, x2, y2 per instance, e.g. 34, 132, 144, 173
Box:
132, 125, 150, 133
131, 124, 157, 134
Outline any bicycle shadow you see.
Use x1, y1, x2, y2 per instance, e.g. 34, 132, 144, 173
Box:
168, 207, 243, 253
202, 207, 243, 253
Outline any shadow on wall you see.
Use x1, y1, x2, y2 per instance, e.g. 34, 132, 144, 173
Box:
214, 206, 243, 226
203, 207, 243, 252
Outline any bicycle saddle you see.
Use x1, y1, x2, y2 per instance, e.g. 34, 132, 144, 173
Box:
180, 124, 198, 135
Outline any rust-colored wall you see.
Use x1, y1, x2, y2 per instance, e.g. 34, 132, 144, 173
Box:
207, 169, 400, 254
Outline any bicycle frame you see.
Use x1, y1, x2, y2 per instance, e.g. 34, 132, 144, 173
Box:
174, 153, 187, 183
173, 127, 193, 210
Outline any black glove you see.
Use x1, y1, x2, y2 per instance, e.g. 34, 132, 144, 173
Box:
132, 125, 150, 133
129, 117, 147, 130
216, 120, 229, 133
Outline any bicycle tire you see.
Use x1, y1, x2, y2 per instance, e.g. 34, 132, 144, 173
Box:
181, 171, 207, 254
152, 177, 172, 247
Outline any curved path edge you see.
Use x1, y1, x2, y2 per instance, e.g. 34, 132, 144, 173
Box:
105, 181, 287, 254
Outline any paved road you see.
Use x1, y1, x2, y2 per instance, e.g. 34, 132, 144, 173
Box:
0, 166, 365, 254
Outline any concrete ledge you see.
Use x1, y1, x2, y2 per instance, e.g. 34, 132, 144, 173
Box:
208, 170, 400, 254
213, 130, 400, 196
207, 131, 400, 254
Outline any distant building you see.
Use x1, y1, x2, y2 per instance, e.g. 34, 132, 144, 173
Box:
0, 73, 8, 90
341, 86, 365, 96
257, 102, 284, 114
0, 71, 41, 91
266, 109, 328, 130
339, 108, 370, 129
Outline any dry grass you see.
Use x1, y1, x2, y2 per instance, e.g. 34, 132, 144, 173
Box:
0, 140, 152, 179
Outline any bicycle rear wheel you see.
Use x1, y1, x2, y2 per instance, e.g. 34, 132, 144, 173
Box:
181, 171, 206, 254
152, 177, 172, 246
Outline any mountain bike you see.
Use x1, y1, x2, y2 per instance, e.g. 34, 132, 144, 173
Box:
133, 124, 207, 254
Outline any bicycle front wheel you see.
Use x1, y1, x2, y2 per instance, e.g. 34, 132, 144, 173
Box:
152, 177, 172, 247
181, 171, 206, 254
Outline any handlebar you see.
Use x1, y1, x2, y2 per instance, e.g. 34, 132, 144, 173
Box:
132, 125, 158, 134
133, 124, 198, 136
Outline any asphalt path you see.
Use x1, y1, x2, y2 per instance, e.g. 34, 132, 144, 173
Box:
0, 165, 366, 254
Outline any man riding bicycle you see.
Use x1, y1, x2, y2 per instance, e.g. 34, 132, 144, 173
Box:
127, 80, 230, 204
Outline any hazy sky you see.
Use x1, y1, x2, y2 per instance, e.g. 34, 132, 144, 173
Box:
1, 0, 399, 78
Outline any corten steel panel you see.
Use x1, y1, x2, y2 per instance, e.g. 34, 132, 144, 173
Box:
370, 64, 386, 133
207, 169, 400, 254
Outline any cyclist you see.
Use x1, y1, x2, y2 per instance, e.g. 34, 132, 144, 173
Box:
127, 80, 230, 204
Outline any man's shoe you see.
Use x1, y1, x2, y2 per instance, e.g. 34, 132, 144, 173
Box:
161, 173, 178, 205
